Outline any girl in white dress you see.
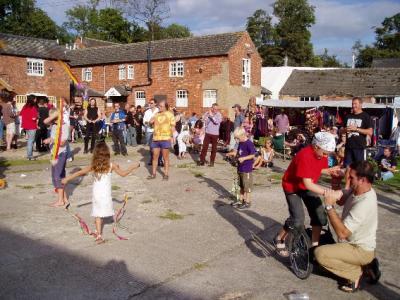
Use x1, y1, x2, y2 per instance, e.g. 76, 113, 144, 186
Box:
62, 142, 140, 244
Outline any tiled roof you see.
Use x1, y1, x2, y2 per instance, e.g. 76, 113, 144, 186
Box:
77, 37, 119, 48
0, 33, 67, 60
67, 32, 245, 67
280, 68, 400, 96
372, 58, 400, 68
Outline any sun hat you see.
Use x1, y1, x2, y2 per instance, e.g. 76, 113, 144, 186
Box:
312, 132, 336, 152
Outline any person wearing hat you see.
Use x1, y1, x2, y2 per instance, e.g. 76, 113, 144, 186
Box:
274, 132, 343, 256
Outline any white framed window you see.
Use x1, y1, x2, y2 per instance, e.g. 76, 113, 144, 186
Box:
300, 96, 320, 101
82, 68, 92, 82
176, 90, 188, 107
27, 58, 44, 76
242, 58, 251, 87
375, 96, 394, 104
203, 89, 217, 108
127, 65, 134, 79
242, 58, 251, 88
118, 65, 126, 80
169, 61, 184, 77
135, 91, 146, 107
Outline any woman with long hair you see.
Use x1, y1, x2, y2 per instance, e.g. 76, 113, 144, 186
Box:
84, 98, 100, 153
147, 100, 176, 180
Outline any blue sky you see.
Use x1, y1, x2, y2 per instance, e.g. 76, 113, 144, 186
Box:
37, 0, 400, 64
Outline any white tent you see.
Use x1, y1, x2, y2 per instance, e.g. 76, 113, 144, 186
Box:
259, 99, 387, 109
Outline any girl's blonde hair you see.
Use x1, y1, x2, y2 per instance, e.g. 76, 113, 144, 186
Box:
233, 126, 246, 139
91, 142, 111, 178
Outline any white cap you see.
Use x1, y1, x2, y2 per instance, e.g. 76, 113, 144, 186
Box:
312, 132, 336, 152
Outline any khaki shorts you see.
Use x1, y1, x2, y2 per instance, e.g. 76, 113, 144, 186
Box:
238, 172, 253, 193
6, 123, 15, 135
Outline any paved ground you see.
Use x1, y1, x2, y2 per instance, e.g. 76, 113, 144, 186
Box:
0, 143, 399, 300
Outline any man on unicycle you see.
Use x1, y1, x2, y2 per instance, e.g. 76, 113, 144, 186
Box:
274, 132, 342, 256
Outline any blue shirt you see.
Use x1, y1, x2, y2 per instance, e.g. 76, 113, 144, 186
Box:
111, 110, 126, 131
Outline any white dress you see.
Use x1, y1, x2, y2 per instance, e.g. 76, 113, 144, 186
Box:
91, 165, 114, 217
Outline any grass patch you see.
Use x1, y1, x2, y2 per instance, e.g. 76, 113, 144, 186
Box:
16, 184, 34, 189
269, 173, 283, 181
0, 158, 48, 167
112, 185, 121, 191
141, 199, 152, 204
193, 262, 208, 270
177, 163, 195, 169
159, 209, 184, 220
190, 170, 204, 178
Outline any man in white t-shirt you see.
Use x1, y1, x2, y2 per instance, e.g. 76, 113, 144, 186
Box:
315, 160, 378, 293
143, 99, 160, 165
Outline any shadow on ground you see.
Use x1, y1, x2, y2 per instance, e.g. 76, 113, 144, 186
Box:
0, 227, 195, 300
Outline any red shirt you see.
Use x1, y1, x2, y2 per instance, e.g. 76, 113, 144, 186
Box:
282, 145, 328, 193
20, 105, 38, 130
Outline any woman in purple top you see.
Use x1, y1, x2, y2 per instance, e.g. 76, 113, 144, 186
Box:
231, 127, 256, 210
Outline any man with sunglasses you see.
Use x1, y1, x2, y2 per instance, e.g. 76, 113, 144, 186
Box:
274, 132, 342, 256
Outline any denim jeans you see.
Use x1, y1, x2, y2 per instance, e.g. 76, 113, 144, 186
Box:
381, 171, 394, 181
126, 126, 137, 146
26, 129, 36, 158
0, 119, 4, 141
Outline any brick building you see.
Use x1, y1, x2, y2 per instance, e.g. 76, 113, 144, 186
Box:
67, 31, 262, 117
0, 33, 70, 109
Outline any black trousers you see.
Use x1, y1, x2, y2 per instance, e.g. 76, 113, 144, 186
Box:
84, 122, 97, 152
35, 126, 48, 152
112, 129, 127, 155
135, 126, 142, 144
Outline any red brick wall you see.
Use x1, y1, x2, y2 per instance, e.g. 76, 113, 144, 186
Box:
228, 32, 262, 87
0, 55, 70, 100
71, 56, 228, 114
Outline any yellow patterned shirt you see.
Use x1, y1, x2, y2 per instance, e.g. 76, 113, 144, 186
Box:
153, 111, 176, 141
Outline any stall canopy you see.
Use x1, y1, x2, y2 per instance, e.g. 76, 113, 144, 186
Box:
258, 99, 388, 109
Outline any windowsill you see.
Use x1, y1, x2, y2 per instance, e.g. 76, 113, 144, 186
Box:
27, 73, 44, 77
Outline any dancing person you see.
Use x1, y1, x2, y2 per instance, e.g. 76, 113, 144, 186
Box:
147, 100, 175, 180
198, 103, 222, 167
110, 102, 127, 156
1, 97, 16, 151
62, 142, 140, 244
43, 108, 70, 207
274, 132, 342, 256
315, 160, 378, 293
20, 94, 38, 160
84, 98, 100, 154
177, 125, 191, 159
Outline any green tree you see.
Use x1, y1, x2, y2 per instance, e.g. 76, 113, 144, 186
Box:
246, 9, 273, 48
317, 48, 344, 67
162, 23, 191, 39
63, 5, 98, 36
273, 0, 316, 66
354, 13, 400, 68
0, 0, 71, 43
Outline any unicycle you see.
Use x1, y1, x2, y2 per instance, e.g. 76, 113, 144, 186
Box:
287, 228, 313, 279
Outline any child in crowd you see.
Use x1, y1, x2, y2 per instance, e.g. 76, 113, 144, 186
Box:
177, 125, 191, 159
62, 142, 140, 244
229, 127, 256, 210
253, 138, 274, 169
44, 108, 70, 207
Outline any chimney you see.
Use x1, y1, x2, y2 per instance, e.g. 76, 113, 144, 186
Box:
284, 55, 288, 66
352, 53, 355, 69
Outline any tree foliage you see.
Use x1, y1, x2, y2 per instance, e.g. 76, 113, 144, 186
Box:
354, 13, 400, 68
246, 0, 320, 66
0, 0, 71, 43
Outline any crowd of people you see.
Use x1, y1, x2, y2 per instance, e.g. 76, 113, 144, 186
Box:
1, 94, 396, 293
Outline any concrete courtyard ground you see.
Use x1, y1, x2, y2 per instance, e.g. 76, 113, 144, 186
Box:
0, 143, 399, 300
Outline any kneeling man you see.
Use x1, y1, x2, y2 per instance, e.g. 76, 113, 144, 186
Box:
315, 160, 377, 293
